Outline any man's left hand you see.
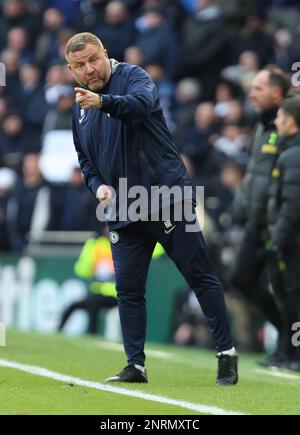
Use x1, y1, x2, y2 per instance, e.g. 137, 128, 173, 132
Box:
74, 87, 102, 110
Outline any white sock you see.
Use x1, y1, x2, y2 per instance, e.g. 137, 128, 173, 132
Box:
134, 364, 146, 373
218, 346, 237, 357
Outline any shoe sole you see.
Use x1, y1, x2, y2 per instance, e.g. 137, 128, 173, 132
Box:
216, 379, 238, 385
105, 376, 148, 383
105, 379, 148, 383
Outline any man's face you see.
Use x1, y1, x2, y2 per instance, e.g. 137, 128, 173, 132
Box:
68, 43, 111, 92
23, 154, 40, 179
249, 71, 279, 112
275, 108, 290, 137
197, 0, 212, 10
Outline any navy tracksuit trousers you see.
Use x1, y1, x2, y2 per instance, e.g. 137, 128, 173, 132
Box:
110, 215, 233, 366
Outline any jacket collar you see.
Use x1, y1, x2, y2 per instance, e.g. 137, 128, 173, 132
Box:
110, 58, 120, 74
281, 131, 300, 150
259, 106, 278, 129
100, 59, 120, 93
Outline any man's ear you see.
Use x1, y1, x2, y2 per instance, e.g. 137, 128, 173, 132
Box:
288, 114, 297, 130
273, 86, 283, 103
67, 63, 71, 72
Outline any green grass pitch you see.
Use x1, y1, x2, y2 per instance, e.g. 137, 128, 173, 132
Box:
0, 330, 300, 415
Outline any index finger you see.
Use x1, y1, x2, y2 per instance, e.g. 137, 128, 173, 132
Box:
74, 87, 87, 95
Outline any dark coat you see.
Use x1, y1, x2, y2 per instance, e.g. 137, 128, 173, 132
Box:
240, 107, 280, 237
180, 8, 230, 98
267, 132, 300, 247
72, 60, 191, 229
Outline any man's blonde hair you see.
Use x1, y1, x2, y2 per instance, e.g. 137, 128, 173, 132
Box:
65, 32, 104, 61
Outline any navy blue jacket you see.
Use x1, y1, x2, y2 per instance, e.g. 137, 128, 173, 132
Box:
72, 61, 191, 228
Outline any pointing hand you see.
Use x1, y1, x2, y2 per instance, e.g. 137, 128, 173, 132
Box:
75, 87, 102, 110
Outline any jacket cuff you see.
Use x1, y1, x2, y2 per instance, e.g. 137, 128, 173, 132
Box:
89, 176, 103, 195
100, 94, 113, 113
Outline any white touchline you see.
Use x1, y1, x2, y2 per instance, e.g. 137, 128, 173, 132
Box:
0, 359, 245, 415
255, 369, 300, 381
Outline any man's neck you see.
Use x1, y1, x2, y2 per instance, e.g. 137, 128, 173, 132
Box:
286, 127, 300, 137
260, 106, 278, 127
24, 174, 43, 188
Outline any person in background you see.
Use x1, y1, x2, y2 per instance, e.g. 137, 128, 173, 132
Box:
95, 0, 136, 62
57, 167, 100, 232
144, 62, 176, 134
42, 85, 73, 138
230, 66, 291, 368
0, 168, 17, 252
59, 227, 165, 334
267, 97, 300, 371
7, 153, 51, 251
180, 0, 230, 99
18, 61, 49, 148
35, 8, 66, 70
174, 77, 202, 146
0, 113, 34, 173
135, 5, 178, 79
58, 227, 118, 334
123, 45, 145, 67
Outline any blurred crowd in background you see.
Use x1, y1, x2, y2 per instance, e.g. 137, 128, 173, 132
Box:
1, 0, 300, 348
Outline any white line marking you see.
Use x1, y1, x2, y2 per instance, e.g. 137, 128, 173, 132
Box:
97, 342, 173, 359
255, 369, 300, 381
0, 359, 244, 415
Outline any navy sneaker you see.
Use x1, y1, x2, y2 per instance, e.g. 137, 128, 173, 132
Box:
216, 353, 239, 385
105, 365, 148, 383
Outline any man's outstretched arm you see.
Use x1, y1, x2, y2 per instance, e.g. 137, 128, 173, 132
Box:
75, 66, 157, 124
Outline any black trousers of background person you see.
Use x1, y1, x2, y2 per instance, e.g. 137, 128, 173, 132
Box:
230, 230, 283, 334
268, 245, 300, 360
58, 294, 118, 334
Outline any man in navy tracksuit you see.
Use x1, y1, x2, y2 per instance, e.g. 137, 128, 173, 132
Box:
66, 32, 238, 385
